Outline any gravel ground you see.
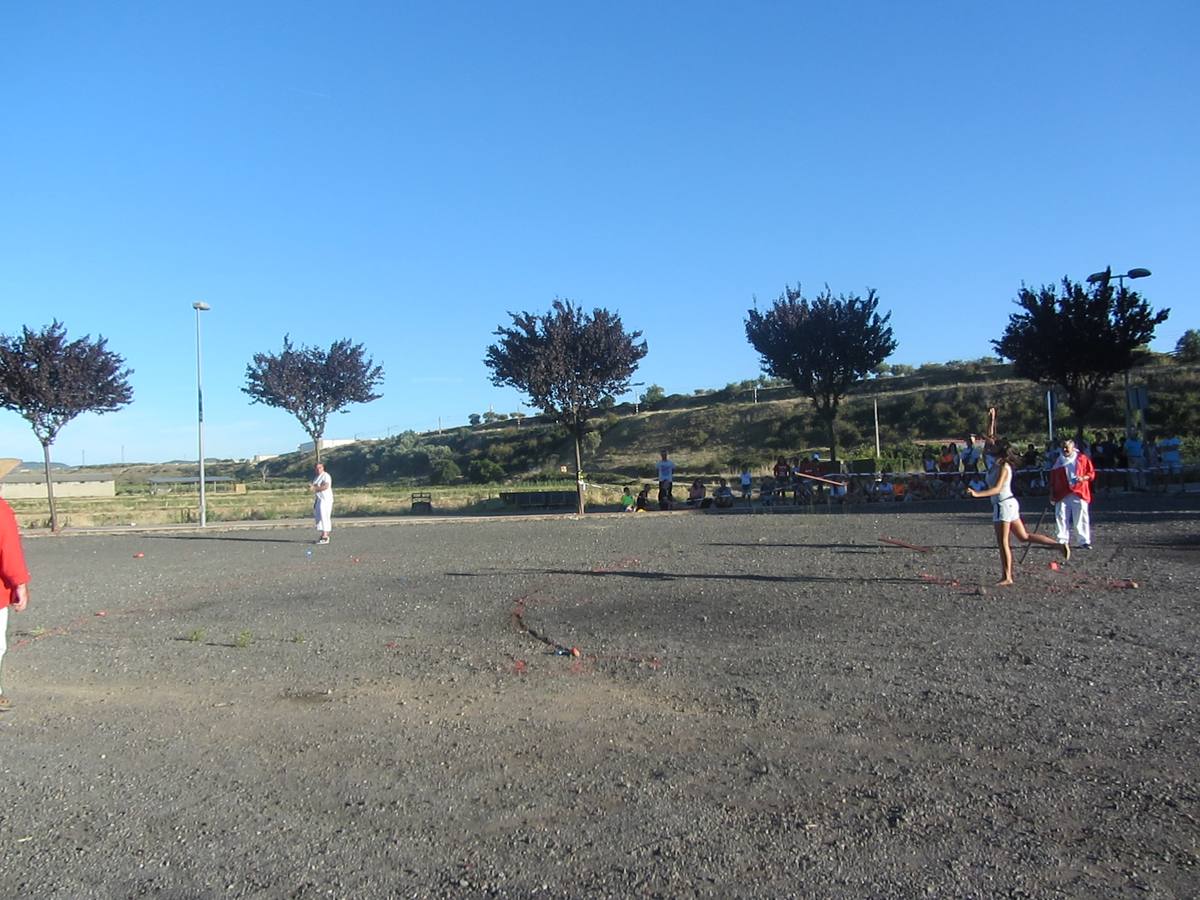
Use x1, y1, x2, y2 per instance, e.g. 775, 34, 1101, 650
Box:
1, 494, 1197, 898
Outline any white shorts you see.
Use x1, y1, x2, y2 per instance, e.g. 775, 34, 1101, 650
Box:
992, 496, 1019, 524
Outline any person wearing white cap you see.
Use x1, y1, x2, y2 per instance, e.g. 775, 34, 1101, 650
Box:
1050, 438, 1095, 550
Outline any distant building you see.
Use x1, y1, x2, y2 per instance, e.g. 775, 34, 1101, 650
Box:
0, 472, 116, 499
297, 438, 356, 454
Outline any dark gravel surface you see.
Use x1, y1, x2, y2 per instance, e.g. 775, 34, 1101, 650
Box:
2, 495, 1197, 898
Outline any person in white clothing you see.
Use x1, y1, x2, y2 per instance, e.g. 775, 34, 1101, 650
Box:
311, 462, 333, 544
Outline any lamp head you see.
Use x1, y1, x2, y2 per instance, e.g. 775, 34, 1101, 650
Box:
1086, 271, 1109, 284
1127, 268, 1151, 279
193, 301, 211, 311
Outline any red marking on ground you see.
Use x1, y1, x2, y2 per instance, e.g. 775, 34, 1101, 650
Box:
385, 641, 399, 650
513, 659, 528, 675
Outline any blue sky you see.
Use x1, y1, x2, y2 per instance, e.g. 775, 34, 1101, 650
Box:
2, 1, 1195, 464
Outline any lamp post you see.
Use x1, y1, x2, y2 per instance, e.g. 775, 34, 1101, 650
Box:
1086, 267, 1151, 443
193, 301, 211, 527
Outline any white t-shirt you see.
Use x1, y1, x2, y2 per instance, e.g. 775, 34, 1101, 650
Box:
312, 470, 333, 499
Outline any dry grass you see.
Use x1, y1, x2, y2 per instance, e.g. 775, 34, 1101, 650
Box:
7, 482, 630, 529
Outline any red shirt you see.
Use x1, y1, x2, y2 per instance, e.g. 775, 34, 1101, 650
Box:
0, 498, 31, 608
1049, 452, 1095, 504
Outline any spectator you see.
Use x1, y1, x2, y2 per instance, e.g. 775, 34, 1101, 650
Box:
1158, 433, 1183, 476
634, 485, 652, 512
961, 435, 982, 473
830, 479, 849, 504
773, 456, 790, 483
656, 449, 675, 509
922, 447, 938, 475
686, 479, 706, 507
760, 475, 777, 506
713, 478, 735, 508
620, 485, 635, 513
938, 444, 956, 473
1124, 431, 1145, 490
739, 465, 753, 500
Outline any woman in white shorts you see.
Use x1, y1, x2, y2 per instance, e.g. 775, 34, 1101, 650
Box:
968, 439, 1069, 586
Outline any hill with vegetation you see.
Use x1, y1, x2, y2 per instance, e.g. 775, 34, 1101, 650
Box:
208, 355, 1200, 488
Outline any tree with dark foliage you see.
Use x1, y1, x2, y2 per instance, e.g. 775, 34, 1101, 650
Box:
1176, 329, 1200, 364
243, 336, 384, 463
0, 321, 133, 531
485, 300, 647, 514
745, 284, 896, 461
993, 273, 1169, 435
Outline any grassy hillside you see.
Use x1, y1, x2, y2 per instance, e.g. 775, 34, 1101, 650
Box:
316, 355, 1200, 484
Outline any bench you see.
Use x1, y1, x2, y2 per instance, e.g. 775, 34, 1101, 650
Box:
411, 491, 433, 513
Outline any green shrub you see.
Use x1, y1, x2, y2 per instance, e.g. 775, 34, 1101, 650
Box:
468, 459, 505, 484
430, 459, 462, 484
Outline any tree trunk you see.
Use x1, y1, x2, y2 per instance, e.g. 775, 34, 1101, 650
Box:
573, 425, 585, 516
42, 442, 58, 532
825, 413, 839, 463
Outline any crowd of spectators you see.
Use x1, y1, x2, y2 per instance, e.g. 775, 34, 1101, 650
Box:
625, 432, 1188, 512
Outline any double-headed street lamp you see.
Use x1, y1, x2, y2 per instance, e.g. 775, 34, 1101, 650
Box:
193, 301, 211, 527
1086, 266, 1151, 289
1086, 267, 1151, 441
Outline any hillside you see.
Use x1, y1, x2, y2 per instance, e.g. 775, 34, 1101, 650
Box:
271, 357, 1200, 486
52, 357, 1198, 491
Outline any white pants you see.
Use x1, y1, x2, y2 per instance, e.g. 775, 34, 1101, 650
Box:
314, 495, 333, 533
1055, 495, 1091, 546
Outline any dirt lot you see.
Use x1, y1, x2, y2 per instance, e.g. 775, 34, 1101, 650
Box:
2, 495, 1197, 898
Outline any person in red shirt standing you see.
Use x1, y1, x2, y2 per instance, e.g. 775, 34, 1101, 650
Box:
0, 496, 31, 711
1050, 437, 1096, 550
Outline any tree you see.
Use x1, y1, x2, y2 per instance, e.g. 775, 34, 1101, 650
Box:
468, 413, 482, 426
0, 321, 133, 531
468, 458, 505, 484
485, 299, 647, 514
243, 336, 383, 462
640, 384, 666, 408
1176, 329, 1200, 364
993, 273, 1169, 434
745, 284, 896, 460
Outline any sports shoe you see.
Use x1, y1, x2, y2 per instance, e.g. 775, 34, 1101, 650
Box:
316, 537, 330, 545
0, 695, 12, 712
1079, 543, 1092, 550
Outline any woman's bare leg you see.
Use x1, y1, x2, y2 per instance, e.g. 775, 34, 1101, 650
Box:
994, 521, 1014, 585
1011, 519, 1070, 560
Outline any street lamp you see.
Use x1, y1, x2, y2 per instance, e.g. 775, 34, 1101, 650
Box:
193, 301, 211, 527
1086, 267, 1151, 444
1087, 267, 1151, 288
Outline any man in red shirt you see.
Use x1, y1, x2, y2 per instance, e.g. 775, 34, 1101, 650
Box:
0, 496, 31, 711
1050, 438, 1096, 550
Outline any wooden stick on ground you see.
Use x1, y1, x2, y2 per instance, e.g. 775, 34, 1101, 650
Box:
878, 536, 933, 553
